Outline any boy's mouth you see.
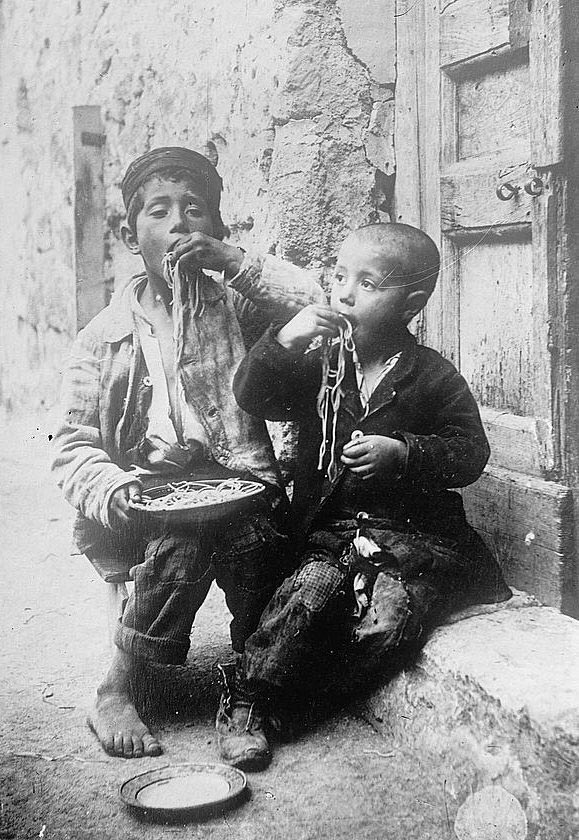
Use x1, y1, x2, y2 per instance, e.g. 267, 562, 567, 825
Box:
166, 237, 187, 257
336, 312, 356, 330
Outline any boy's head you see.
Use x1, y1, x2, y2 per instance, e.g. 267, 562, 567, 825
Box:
120, 147, 225, 280
330, 223, 440, 341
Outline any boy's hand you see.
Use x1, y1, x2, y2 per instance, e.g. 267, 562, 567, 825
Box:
108, 482, 142, 526
276, 304, 343, 353
341, 434, 406, 481
171, 234, 244, 279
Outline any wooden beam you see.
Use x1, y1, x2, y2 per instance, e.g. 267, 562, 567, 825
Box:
73, 106, 106, 332
462, 466, 574, 610
441, 163, 534, 232
440, 0, 509, 67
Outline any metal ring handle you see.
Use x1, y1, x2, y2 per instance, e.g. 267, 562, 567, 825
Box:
524, 177, 544, 197
496, 182, 520, 201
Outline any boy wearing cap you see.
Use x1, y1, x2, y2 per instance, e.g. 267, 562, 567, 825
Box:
52, 147, 324, 767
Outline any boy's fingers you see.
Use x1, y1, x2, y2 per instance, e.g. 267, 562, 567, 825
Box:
342, 440, 374, 455
348, 463, 375, 474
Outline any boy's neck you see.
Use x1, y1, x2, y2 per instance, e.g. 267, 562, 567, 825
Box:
354, 323, 408, 368
140, 271, 173, 314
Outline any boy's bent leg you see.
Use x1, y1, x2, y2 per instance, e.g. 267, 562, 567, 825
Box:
241, 553, 351, 698
212, 513, 293, 770
117, 531, 215, 663
90, 530, 215, 758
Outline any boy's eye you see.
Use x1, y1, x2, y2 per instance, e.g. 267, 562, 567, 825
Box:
185, 204, 203, 217
360, 278, 378, 291
333, 273, 346, 285
149, 207, 168, 218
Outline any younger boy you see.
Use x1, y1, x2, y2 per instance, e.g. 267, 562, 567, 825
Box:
233, 223, 511, 765
52, 146, 324, 767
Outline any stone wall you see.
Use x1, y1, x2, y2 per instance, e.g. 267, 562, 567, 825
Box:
0, 0, 396, 412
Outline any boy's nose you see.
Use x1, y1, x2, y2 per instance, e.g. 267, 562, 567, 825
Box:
169, 209, 189, 232
339, 282, 356, 306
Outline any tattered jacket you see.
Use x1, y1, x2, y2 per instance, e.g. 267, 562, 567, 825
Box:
52, 255, 324, 554
233, 325, 511, 603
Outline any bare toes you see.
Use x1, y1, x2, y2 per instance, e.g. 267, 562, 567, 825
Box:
143, 734, 162, 757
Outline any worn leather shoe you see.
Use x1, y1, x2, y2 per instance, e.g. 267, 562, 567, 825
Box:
216, 693, 271, 771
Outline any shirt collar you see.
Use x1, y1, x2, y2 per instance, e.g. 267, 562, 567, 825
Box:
101, 271, 227, 343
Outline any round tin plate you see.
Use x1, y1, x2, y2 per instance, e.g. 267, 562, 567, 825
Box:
120, 763, 248, 822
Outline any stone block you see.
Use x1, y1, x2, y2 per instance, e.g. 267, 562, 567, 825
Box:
338, 0, 396, 84
360, 597, 579, 837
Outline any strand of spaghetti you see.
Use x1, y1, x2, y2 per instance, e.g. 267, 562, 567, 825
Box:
316, 317, 354, 481
316, 337, 331, 470
138, 479, 262, 511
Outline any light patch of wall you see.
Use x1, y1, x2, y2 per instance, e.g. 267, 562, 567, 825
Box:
0, 0, 396, 412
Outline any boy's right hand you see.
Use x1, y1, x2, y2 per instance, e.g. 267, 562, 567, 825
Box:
108, 482, 142, 527
276, 305, 343, 353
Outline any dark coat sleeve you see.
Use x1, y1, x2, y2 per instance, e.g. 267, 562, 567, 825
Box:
233, 325, 321, 422
395, 360, 490, 492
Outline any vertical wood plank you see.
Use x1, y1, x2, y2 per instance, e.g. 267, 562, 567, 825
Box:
73, 106, 106, 332
420, 1, 444, 352
508, 0, 532, 49
529, 0, 564, 167
419, 1, 441, 239
392, 0, 422, 226
560, 0, 579, 614
530, 170, 561, 475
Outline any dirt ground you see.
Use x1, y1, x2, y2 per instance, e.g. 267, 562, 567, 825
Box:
1, 415, 457, 840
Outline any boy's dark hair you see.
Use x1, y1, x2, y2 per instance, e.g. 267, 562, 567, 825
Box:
125, 166, 226, 240
354, 223, 440, 297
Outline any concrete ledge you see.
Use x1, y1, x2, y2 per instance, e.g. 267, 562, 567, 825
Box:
360, 593, 579, 838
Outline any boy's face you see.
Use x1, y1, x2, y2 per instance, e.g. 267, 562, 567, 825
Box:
131, 176, 214, 282
330, 236, 411, 345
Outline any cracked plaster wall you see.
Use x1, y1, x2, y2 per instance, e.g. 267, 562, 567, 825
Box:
0, 0, 395, 412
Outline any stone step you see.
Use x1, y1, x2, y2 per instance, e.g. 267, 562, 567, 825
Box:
359, 592, 579, 838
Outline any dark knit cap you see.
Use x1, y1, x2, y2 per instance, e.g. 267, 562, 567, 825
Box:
121, 146, 224, 228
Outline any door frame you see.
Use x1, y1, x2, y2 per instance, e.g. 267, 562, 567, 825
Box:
392, 0, 579, 615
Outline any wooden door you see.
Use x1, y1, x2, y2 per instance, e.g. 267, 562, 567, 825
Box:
394, 0, 579, 614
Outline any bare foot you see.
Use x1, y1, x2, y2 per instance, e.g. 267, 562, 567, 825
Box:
88, 649, 162, 758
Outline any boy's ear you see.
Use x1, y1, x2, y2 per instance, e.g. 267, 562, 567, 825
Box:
402, 290, 429, 323
120, 222, 141, 256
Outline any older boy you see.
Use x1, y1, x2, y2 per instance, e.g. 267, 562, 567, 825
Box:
52, 147, 324, 767
232, 223, 511, 766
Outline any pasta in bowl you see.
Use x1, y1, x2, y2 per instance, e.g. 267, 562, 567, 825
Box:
129, 478, 265, 525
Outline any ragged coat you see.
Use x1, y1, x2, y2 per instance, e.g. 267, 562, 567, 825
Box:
233, 325, 511, 606
51, 254, 325, 556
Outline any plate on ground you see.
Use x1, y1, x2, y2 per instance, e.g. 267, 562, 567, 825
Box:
129, 477, 265, 525
120, 763, 248, 821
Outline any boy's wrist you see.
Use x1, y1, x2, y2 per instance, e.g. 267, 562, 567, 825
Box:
274, 327, 307, 353
223, 247, 245, 280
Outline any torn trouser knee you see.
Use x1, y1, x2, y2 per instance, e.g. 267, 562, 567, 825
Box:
242, 558, 350, 691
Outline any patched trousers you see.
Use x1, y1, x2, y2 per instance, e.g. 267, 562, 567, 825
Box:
242, 518, 486, 699
114, 510, 286, 664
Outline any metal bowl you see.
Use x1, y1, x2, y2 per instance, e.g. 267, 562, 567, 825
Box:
129, 478, 265, 526
120, 763, 248, 822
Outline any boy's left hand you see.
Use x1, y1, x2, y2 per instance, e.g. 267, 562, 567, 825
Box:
341, 434, 406, 481
171, 233, 244, 279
